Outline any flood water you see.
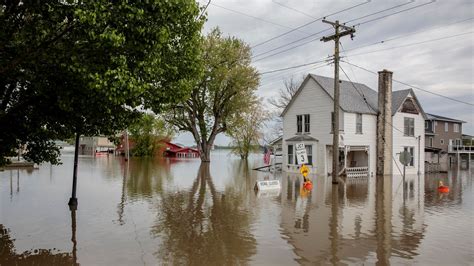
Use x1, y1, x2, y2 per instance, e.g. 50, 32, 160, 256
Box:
1, 151, 473, 265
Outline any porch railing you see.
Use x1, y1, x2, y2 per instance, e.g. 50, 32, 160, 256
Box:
346, 166, 368, 178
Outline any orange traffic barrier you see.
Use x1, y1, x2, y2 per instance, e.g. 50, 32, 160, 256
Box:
438, 180, 449, 193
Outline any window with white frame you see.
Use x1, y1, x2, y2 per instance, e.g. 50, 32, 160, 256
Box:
306, 145, 313, 165
304, 114, 310, 133
356, 113, 363, 134
445, 122, 449, 132
454, 123, 459, 133
296, 115, 303, 133
403, 146, 414, 166
440, 139, 444, 145
288, 145, 294, 164
404, 117, 415, 136
297, 114, 310, 133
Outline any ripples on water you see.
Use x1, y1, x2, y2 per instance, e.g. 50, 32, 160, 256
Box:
0, 151, 473, 265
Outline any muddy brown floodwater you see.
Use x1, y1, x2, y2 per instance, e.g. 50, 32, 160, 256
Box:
1, 151, 473, 265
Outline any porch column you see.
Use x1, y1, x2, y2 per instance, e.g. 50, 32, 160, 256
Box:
344, 146, 348, 169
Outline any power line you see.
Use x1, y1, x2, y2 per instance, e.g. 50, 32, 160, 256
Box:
343, 31, 474, 58
339, 64, 409, 137
210, 3, 310, 34
257, 27, 473, 81
259, 62, 330, 88
340, 60, 474, 106
352, 0, 436, 27
259, 57, 331, 75
251, 1, 370, 49
259, 58, 328, 83
271, 0, 317, 19
343, 17, 474, 53
339, 63, 416, 178
251, 1, 430, 62
252, 28, 331, 61
344, 0, 414, 24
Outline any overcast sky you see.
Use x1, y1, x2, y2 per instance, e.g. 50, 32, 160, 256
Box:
175, 0, 473, 146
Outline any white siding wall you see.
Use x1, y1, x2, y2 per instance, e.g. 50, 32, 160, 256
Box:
392, 94, 425, 176
343, 112, 377, 176
282, 78, 342, 174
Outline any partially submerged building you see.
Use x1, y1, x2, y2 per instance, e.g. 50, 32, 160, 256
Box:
425, 114, 471, 171
281, 71, 426, 177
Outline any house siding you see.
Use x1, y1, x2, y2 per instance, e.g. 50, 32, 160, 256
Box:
282, 76, 425, 177
282, 78, 342, 174
392, 93, 425, 176
343, 112, 377, 176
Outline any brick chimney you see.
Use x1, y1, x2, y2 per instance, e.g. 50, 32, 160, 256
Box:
376, 70, 393, 176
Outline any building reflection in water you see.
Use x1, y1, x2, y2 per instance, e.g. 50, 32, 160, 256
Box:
279, 172, 427, 264
151, 163, 257, 264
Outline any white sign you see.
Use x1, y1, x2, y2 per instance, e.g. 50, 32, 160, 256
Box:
295, 143, 305, 151
255, 180, 281, 191
295, 142, 308, 165
296, 150, 308, 164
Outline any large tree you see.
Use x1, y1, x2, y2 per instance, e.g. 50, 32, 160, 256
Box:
165, 29, 259, 162
0, 0, 204, 166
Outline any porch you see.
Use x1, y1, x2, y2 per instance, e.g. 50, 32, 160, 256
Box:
326, 145, 370, 178
345, 146, 369, 178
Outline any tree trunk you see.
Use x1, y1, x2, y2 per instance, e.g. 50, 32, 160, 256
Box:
200, 143, 211, 162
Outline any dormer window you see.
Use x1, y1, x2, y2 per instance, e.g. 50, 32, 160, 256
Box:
401, 98, 419, 114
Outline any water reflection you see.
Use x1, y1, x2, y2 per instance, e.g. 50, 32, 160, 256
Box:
152, 163, 257, 264
0, 155, 472, 265
0, 223, 77, 265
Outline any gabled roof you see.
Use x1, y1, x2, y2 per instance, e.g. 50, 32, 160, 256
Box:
309, 74, 378, 115
281, 74, 427, 119
269, 136, 282, 146
426, 113, 466, 123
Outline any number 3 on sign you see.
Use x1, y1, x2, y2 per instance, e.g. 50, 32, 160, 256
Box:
296, 149, 308, 165
299, 154, 307, 164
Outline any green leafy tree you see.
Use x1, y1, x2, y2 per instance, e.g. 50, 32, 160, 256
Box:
0, 0, 204, 166
165, 28, 259, 162
227, 98, 268, 159
128, 113, 174, 156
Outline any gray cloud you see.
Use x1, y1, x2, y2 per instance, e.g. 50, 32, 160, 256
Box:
177, 0, 473, 145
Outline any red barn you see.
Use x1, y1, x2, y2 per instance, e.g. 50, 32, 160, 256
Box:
115, 133, 199, 158
163, 142, 200, 158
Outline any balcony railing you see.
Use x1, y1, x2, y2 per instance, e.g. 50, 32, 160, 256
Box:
448, 145, 474, 153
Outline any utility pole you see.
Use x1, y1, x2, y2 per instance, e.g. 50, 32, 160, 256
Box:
321, 20, 355, 184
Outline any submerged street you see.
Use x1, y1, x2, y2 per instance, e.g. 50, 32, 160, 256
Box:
1, 151, 472, 265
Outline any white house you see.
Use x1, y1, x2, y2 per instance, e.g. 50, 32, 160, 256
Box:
281, 73, 426, 177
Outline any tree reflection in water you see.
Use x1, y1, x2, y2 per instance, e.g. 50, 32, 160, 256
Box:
152, 163, 256, 264
0, 223, 77, 265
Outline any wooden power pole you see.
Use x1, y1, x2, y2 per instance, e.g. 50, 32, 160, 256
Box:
320, 20, 355, 184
